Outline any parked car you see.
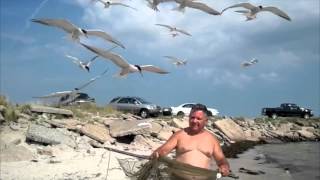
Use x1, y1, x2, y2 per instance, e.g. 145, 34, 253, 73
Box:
162, 107, 172, 116
69, 92, 95, 105
171, 103, 219, 117
262, 103, 313, 119
108, 96, 162, 118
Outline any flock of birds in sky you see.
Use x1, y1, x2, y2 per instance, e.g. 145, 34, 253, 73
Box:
31, 0, 291, 101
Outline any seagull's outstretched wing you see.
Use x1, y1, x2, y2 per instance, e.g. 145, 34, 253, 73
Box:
250, 58, 258, 64
65, 55, 82, 65
155, 24, 173, 30
33, 91, 74, 98
140, 65, 169, 74
81, 43, 130, 69
175, 28, 191, 36
31, 18, 78, 33
186, 1, 220, 15
164, 56, 180, 61
75, 68, 108, 90
261, 6, 291, 21
85, 30, 125, 49
86, 56, 99, 66
111, 2, 137, 10
241, 62, 251, 67
221, 3, 256, 14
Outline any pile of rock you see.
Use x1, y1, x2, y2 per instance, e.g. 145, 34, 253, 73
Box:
1, 105, 319, 179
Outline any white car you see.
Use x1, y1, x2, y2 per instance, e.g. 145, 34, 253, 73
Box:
171, 103, 219, 117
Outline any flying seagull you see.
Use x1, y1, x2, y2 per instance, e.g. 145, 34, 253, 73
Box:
241, 58, 258, 67
146, 0, 175, 11
65, 46, 117, 72
173, 0, 220, 15
95, 0, 137, 10
33, 68, 109, 105
31, 18, 126, 48
81, 43, 169, 77
164, 56, 187, 66
155, 24, 191, 37
65, 55, 99, 72
221, 3, 291, 21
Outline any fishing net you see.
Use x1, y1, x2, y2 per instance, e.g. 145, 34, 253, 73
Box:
118, 156, 219, 180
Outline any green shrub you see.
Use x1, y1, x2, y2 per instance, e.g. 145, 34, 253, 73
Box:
4, 107, 19, 122
0, 95, 9, 107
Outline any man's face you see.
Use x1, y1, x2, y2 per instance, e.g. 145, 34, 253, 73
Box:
189, 110, 207, 133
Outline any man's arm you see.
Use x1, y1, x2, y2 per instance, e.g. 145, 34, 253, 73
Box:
212, 136, 230, 176
151, 130, 181, 158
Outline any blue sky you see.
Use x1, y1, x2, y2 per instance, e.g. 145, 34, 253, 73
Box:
1, 0, 319, 117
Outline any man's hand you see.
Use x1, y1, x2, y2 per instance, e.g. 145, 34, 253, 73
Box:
150, 151, 159, 159
219, 164, 230, 177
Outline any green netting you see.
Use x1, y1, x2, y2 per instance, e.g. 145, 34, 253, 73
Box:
118, 156, 219, 180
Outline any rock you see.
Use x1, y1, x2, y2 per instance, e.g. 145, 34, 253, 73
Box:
37, 146, 53, 156
0, 112, 5, 123
26, 124, 76, 148
149, 122, 163, 136
132, 135, 152, 149
80, 123, 114, 143
297, 129, 316, 140
0, 145, 35, 162
243, 129, 262, 142
157, 129, 173, 141
109, 120, 151, 137
171, 118, 188, 129
30, 105, 73, 117
214, 118, 247, 142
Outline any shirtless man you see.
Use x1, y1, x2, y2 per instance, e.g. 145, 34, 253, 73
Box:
151, 104, 230, 177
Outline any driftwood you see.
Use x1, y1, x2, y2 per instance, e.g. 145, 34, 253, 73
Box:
103, 145, 149, 159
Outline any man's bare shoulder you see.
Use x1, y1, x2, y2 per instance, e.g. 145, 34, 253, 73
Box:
204, 130, 220, 142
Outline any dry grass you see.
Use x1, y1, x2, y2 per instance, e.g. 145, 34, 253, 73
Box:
63, 103, 119, 119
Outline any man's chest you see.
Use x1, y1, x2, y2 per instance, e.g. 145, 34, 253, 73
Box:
177, 134, 214, 156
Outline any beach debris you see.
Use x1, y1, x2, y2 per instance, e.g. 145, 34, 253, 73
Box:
31, 18, 126, 48
155, 24, 192, 37
29, 105, 73, 117
214, 118, 247, 141
80, 124, 114, 143
81, 43, 169, 77
109, 120, 151, 137
221, 3, 291, 21
238, 167, 266, 175
26, 124, 76, 148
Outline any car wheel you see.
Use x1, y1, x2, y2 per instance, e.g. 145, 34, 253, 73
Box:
303, 114, 310, 119
271, 113, 277, 120
140, 109, 149, 118
177, 111, 184, 117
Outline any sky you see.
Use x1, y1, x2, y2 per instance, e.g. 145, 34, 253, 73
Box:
0, 0, 319, 117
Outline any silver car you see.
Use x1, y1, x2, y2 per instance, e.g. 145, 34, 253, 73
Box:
108, 96, 162, 118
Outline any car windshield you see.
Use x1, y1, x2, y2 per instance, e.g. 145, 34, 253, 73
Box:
110, 97, 120, 103
77, 93, 89, 99
136, 97, 151, 104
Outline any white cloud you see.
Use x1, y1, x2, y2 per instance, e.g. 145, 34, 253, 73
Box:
259, 72, 280, 82
1, 33, 36, 44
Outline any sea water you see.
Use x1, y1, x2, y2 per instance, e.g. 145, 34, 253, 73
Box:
255, 142, 320, 180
